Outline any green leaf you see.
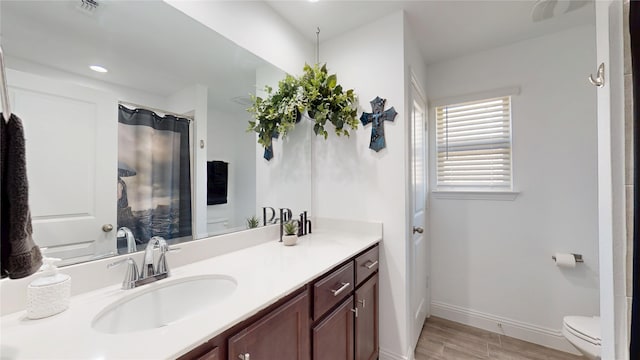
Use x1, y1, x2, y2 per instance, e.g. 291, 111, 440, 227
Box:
327, 74, 337, 89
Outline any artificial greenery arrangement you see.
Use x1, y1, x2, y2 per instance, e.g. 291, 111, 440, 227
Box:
246, 216, 260, 229
283, 221, 298, 236
248, 63, 359, 158
299, 63, 359, 139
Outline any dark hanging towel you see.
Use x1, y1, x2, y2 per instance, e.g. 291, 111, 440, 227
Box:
631, 2, 640, 357
207, 161, 228, 205
0, 114, 43, 279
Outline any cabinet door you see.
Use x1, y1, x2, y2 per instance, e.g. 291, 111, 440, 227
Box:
228, 291, 310, 360
355, 274, 378, 360
197, 346, 221, 360
312, 296, 354, 360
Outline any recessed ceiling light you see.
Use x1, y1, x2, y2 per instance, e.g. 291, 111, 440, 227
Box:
89, 65, 108, 73
309, 0, 319, 2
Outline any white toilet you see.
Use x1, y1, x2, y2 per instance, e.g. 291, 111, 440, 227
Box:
562, 316, 601, 360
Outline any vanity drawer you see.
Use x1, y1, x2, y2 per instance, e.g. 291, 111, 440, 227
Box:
313, 261, 354, 320
355, 245, 379, 286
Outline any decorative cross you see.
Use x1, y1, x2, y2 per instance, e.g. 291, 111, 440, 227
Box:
263, 131, 279, 161
360, 97, 397, 152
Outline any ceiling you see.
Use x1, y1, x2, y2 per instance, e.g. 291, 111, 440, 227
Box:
266, 0, 595, 65
0, 0, 594, 101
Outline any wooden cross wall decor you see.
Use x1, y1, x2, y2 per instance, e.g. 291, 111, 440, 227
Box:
360, 96, 397, 152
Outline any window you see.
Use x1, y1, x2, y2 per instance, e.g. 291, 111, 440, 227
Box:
435, 96, 512, 191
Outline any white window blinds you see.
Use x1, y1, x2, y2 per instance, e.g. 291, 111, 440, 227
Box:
436, 96, 512, 190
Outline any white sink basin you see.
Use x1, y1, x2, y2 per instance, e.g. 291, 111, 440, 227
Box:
92, 274, 237, 334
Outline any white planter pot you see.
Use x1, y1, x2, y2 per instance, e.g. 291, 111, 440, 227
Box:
283, 235, 298, 246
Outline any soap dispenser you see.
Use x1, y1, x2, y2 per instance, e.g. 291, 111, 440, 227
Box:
26, 257, 71, 319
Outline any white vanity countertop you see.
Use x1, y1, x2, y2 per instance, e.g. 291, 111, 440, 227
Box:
0, 222, 381, 359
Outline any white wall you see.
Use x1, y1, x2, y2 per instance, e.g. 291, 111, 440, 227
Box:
255, 65, 312, 221
166, 85, 209, 239
313, 11, 410, 359
425, 26, 599, 352
164, 0, 313, 76
206, 97, 256, 233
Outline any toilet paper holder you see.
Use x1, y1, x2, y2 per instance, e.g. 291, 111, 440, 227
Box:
551, 253, 584, 263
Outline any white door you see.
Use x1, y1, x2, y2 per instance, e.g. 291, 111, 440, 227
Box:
594, 1, 624, 359
409, 75, 429, 347
8, 69, 118, 262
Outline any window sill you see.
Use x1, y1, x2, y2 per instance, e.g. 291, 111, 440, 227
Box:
431, 190, 520, 201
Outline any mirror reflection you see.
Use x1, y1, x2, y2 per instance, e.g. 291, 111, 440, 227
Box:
1, 0, 311, 265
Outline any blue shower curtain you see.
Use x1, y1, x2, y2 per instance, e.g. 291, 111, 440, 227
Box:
117, 105, 192, 250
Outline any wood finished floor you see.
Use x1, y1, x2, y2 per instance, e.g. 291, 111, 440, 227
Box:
414, 317, 584, 360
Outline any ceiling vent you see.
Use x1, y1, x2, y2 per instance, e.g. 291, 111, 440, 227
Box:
231, 96, 253, 107
76, 0, 99, 15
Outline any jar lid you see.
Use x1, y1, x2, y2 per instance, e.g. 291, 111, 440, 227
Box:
29, 273, 70, 287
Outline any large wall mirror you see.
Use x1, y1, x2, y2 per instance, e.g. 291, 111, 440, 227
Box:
1, 0, 312, 266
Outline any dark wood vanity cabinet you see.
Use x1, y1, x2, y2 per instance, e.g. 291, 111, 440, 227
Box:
178, 243, 379, 360
355, 274, 378, 360
311, 245, 379, 360
228, 291, 310, 360
312, 296, 354, 360
195, 346, 221, 360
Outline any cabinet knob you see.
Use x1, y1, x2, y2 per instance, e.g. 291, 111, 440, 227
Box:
238, 353, 250, 360
412, 226, 424, 234
351, 307, 359, 318
358, 299, 366, 308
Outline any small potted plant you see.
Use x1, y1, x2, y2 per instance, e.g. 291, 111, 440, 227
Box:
246, 216, 260, 229
282, 221, 299, 246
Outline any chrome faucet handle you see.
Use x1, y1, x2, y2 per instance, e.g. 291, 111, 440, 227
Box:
156, 242, 181, 275
156, 240, 170, 275
157, 252, 169, 275
108, 257, 139, 290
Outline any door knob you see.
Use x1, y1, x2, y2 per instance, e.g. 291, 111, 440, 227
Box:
588, 63, 605, 88
102, 224, 114, 232
413, 226, 424, 234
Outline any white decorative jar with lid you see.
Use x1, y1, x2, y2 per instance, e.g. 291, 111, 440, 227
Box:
26, 257, 71, 319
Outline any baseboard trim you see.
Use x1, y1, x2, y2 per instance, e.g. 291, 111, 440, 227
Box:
379, 348, 409, 360
430, 301, 581, 355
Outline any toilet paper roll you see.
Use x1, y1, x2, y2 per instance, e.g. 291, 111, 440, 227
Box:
554, 253, 576, 268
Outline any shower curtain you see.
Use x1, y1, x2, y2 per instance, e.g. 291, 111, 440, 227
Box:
117, 105, 192, 249
631, 2, 639, 357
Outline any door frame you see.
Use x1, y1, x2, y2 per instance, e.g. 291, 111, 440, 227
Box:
595, 0, 626, 359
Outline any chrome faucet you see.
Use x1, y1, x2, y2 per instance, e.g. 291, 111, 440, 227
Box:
141, 236, 170, 278
116, 227, 137, 253
108, 236, 174, 290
